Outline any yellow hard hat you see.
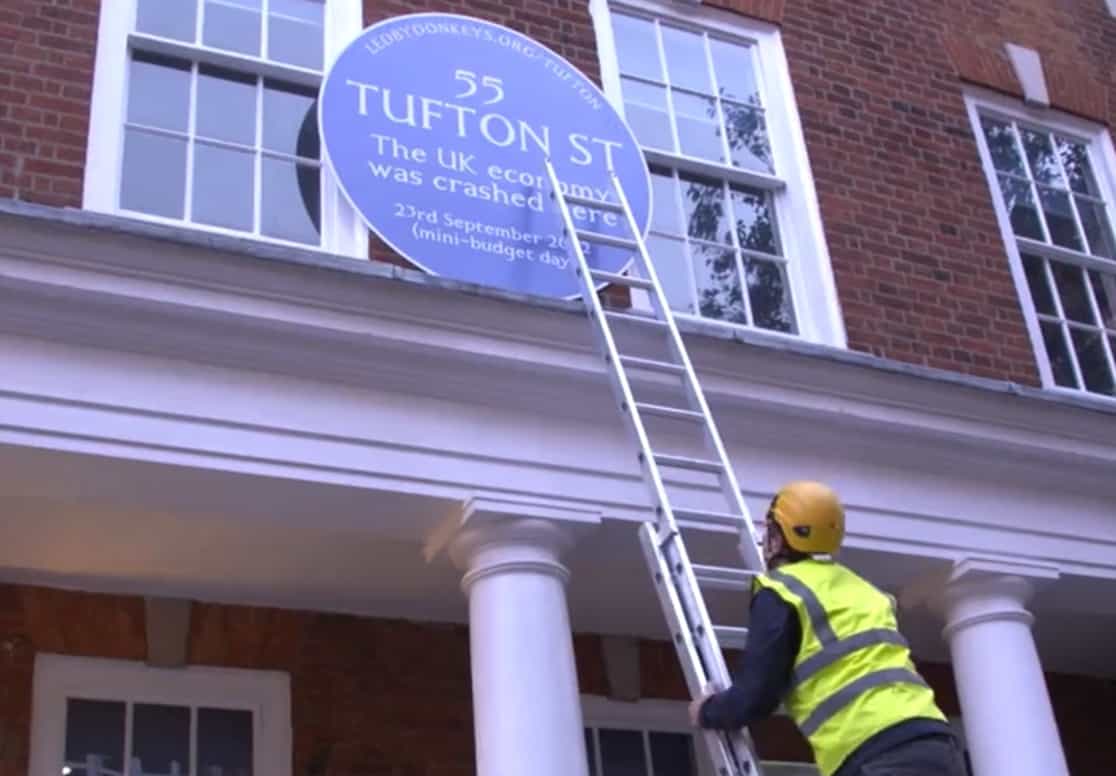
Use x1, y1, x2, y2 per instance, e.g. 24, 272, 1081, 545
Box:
768, 481, 845, 554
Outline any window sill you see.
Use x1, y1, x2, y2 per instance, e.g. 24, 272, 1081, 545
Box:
1045, 383, 1116, 406
112, 207, 333, 255
6, 198, 1116, 422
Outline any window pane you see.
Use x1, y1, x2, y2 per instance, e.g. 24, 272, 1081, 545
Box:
1077, 198, 1115, 258
996, 175, 1043, 240
273, 0, 322, 21
598, 729, 647, 776
1022, 254, 1056, 316
710, 37, 759, 105
649, 169, 681, 235
649, 732, 695, 776
732, 186, 777, 254
198, 707, 254, 776
121, 129, 187, 218
622, 79, 672, 151
695, 244, 747, 324
647, 235, 694, 313
661, 25, 712, 94
748, 258, 796, 333
680, 175, 729, 244
269, 0, 324, 69
197, 66, 257, 145
980, 117, 1025, 176
128, 53, 191, 132
613, 14, 661, 81
1051, 262, 1095, 324
204, 0, 262, 57
1070, 328, 1115, 395
193, 143, 254, 231
1021, 129, 1061, 186
1090, 270, 1116, 330
1041, 321, 1078, 387
620, 78, 669, 150
263, 80, 319, 158
64, 699, 125, 776
1056, 138, 1101, 197
1038, 187, 1083, 250
132, 703, 190, 775
262, 157, 320, 244
724, 102, 772, 174
136, 0, 197, 42
672, 92, 722, 162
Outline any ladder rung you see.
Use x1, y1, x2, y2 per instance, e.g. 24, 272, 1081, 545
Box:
654, 453, 723, 473
590, 269, 654, 290
577, 229, 639, 250
619, 356, 686, 377
671, 507, 744, 527
675, 519, 738, 534
636, 402, 704, 422
713, 625, 751, 650
604, 310, 668, 328
565, 193, 625, 212
693, 564, 759, 591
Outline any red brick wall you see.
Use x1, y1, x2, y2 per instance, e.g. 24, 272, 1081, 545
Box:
0, 0, 98, 207
1, 584, 1114, 776
4, 0, 1116, 384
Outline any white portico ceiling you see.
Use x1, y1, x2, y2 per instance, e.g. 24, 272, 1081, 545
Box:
0, 445, 1114, 679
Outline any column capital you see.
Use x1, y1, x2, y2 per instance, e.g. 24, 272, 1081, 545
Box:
424, 496, 601, 591
901, 557, 1060, 638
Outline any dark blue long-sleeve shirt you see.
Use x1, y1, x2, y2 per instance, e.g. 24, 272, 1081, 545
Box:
697, 587, 954, 776
699, 589, 799, 729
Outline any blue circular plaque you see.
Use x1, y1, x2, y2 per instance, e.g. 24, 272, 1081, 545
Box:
320, 13, 652, 298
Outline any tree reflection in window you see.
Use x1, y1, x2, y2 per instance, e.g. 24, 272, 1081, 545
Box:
979, 112, 1116, 396
678, 165, 795, 333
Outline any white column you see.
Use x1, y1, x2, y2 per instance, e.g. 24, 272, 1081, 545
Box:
939, 560, 1068, 776
449, 513, 591, 776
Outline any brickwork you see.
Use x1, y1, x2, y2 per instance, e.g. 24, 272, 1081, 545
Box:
704, 0, 785, 25
3, 0, 1116, 379
1, 584, 1113, 776
0, 0, 98, 207
362, 0, 600, 87
775, 0, 1115, 382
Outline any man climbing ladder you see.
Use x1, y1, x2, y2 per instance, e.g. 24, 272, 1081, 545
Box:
547, 160, 964, 776
691, 481, 967, 776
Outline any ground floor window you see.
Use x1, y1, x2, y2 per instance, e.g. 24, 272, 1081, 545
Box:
581, 696, 818, 776
29, 654, 290, 776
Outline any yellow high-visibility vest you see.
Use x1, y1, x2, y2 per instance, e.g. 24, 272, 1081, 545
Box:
754, 559, 946, 776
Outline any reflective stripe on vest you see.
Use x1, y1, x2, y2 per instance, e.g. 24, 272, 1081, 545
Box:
769, 569, 912, 687
768, 569, 837, 645
792, 628, 910, 686
755, 561, 946, 776
799, 667, 930, 736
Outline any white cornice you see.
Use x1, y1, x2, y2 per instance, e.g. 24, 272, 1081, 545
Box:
1, 203, 1115, 582
0, 203, 1112, 464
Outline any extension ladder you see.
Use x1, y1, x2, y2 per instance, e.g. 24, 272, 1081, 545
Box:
545, 159, 768, 776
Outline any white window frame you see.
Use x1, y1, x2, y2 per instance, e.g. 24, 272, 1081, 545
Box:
29, 653, 291, 776
964, 87, 1116, 399
83, 0, 366, 257
580, 695, 818, 776
588, 0, 846, 348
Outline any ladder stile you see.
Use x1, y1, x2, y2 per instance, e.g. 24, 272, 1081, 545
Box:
546, 160, 765, 776
609, 167, 765, 572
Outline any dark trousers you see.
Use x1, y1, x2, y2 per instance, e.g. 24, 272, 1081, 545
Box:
851, 735, 969, 776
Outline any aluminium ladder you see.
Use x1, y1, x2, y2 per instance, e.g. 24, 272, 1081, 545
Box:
545, 159, 768, 776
